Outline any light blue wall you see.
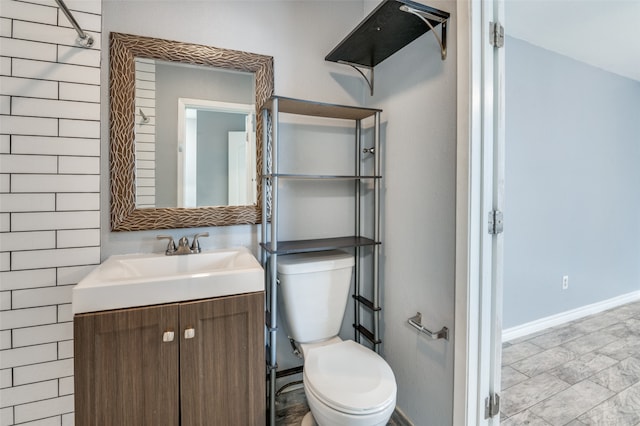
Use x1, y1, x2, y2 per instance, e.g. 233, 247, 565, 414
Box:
196, 111, 246, 207
503, 36, 640, 329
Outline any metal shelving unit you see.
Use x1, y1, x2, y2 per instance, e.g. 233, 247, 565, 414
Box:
260, 96, 382, 425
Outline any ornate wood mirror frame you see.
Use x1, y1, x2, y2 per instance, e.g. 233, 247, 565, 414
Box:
109, 32, 273, 231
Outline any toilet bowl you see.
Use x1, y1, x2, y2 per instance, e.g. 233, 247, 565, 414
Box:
277, 251, 397, 426
300, 339, 396, 426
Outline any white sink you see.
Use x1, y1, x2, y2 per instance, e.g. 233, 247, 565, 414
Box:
72, 246, 264, 314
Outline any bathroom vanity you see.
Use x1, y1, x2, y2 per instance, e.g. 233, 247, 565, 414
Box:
74, 293, 264, 425
72, 247, 266, 425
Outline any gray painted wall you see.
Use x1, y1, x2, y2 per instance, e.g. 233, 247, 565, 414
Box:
101, 1, 369, 256
503, 36, 640, 329
367, 6, 457, 424
101, 1, 457, 424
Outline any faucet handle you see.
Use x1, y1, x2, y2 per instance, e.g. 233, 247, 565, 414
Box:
190, 232, 209, 252
157, 235, 176, 254
177, 236, 190, 248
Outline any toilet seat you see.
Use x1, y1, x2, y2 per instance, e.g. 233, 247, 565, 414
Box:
303, 340, 396, 415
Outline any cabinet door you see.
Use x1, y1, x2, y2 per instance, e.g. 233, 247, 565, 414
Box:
180, 292, 265, 426
74, 304, 180, 426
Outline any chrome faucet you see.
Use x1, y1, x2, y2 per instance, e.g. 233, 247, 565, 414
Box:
157, 232, 209, 255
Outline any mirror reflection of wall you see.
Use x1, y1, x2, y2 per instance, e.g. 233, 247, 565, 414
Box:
177, 102, 255, 208
134, 58, 255, 209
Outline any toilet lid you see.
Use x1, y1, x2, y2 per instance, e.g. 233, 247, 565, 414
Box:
303, 340, 396, 415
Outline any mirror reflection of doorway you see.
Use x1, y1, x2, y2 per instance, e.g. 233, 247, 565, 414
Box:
177, 99, 255, 208
228, 125, 256, 205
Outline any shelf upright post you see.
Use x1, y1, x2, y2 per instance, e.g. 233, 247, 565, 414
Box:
261, 107, 270, 379
261, 108, 269, 265
354, 119, 362, 345
373, 111, 381, 353
260, 107, 274, 425
268, 97, 279, 426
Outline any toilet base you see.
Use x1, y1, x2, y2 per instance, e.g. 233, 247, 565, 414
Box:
301, 412, 316, 426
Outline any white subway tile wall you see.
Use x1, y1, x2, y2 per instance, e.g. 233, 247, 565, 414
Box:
135, 58, 156, 208
0, 0, 101, 424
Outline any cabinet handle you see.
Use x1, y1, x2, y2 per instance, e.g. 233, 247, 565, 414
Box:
162, 331, 175, 342
184, 327, 195, 339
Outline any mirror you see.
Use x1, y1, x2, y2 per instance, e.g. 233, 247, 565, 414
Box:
109, 32, 273, 231
134, 59, 257, 209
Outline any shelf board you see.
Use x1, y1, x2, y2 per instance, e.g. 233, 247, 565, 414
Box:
260, 236, 380, 255
263, 96, 380, 120
263, 174, 381, 180
325, 0, 450, 68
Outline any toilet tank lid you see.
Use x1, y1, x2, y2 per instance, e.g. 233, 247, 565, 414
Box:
277, 250, 354, 275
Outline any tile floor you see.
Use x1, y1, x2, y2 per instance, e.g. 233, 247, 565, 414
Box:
501, 300, 640, 425
275, 385, 310, 426
276, 301, 640, 425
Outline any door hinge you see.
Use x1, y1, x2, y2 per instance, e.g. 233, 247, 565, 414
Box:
490, 22, 504, 48
484, 393, 500, 419
488, 210, 503, 235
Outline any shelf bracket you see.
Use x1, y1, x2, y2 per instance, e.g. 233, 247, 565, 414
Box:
338, 60, 374, 96
399, 5, 448, 60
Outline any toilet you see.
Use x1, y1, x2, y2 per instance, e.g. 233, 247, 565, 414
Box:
277, 250, 397, 426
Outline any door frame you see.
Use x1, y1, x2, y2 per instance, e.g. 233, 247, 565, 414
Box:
454, 0, 504, 425
176, 98, 255, 207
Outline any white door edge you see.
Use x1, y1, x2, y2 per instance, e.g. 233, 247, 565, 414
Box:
454, 0, 504, 425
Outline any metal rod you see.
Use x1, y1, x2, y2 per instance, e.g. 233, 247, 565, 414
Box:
268, 98, 279, 426
275, 380, 303, 397
54, 0, 94, 48
275, 365, 304, 379
261, 108, 269, 264
354, 120, 362, 344
269, 369, 277, 424
260, 108, 270, 423
407, 312, 449, 340
373, 111, 381, 352
261, 110, 271, 426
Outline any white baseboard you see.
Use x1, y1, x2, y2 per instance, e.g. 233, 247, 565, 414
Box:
502, 290, 640, 342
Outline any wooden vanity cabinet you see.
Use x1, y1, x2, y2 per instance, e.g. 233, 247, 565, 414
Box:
74, 292, 265, 426
179, 293, 265, 425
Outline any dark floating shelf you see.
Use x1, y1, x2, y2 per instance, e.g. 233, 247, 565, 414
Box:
325, 0, 450, 94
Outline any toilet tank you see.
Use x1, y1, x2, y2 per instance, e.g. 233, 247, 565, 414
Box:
277, 250, 354, 343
